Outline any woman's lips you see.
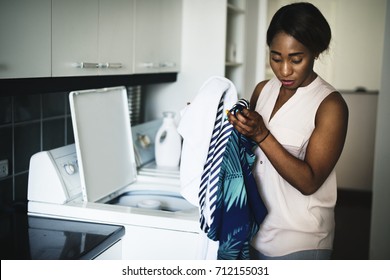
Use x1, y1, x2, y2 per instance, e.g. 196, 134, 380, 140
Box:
281, 80, 294, 87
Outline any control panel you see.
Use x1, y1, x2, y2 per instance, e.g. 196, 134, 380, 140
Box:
53, 151, 81, 200
28, 144, 83, 204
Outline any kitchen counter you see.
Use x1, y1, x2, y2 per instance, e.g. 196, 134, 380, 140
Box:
0, 204, 124, 260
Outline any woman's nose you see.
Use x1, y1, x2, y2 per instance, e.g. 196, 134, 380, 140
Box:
280, 62, 292, 77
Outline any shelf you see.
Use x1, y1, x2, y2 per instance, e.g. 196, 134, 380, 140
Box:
225, 0, 246, 96
225, 61, 243, 67
227, 3, 245, 14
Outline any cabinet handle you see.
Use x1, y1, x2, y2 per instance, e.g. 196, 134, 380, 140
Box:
76, 62, 99, 69
99, 63, 123, 69
159, 62, 176, 68
140, 62, 159, 68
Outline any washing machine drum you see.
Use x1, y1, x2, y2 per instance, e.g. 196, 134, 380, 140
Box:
115, 190, 196, 212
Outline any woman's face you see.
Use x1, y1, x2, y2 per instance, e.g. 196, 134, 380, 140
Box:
269, 32, 317, 91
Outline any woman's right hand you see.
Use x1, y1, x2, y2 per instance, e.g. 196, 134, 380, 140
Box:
227, 108, 269, 144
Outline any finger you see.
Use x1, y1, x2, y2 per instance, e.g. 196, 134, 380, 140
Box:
240, 108, 251, 117
227, 111, 242, 128
228, 109, 257, 133
232, 115, 254, 135
235, 110, 250, 124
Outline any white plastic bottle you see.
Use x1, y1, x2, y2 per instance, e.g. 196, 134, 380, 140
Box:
155, 112, 182, 167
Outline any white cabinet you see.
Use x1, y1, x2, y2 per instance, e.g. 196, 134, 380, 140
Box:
133, 0, 182, 74
52, 0, 134, 77
122, 225, 199, 259
1, 0, 182, 79
99, 0, 134, 75
225, 0, 246, 95
0, 0, 51, 78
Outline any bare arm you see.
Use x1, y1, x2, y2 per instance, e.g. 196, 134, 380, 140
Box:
229, 90, 349, 195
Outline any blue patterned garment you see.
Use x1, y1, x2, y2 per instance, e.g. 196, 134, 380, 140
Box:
199, 98, 268, 260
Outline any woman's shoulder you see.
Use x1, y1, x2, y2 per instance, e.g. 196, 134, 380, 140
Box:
256, 79, 271, 91
249, 79, 271, 110
322, 90, 349, 113
317, 90, 349, 128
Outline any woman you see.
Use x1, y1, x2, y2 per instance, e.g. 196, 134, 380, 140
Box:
228, 2, 348, 260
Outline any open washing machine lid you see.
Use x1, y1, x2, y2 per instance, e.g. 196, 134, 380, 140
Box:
69, 86, 137, 203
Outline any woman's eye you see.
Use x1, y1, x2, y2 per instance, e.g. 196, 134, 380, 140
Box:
292, 59, 302, 64
271, 57, 281, 62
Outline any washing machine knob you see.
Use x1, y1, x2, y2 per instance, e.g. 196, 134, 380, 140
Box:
64, 163, 75, 175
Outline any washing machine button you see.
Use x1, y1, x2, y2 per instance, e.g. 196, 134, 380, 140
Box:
64, 163, 76, 175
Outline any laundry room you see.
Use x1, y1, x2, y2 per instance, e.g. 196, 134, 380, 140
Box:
1, 0, 389, 263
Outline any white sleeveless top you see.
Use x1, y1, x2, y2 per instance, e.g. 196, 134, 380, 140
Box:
251, 76, 337, 257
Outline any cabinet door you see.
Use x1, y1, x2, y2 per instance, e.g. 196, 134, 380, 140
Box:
159, 0, 182, 73
134, 0, 182, 73
133, 0, 160, 73
99, 0, 134, 75
0, 0, 51, 78
52, 0, 99, 77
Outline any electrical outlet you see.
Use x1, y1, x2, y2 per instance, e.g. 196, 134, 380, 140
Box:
0, 159, 9, 178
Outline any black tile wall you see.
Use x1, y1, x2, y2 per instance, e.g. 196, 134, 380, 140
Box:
66, 116, 74, 145
14, 173, 29, 203
14, 95, 41, 123
0, 92, 74, 208
14, 122, 41, 173
43, 119, 65, 150
0, 127, 12, 173
0, 96, 12, 124
42, 92, 66, 118
0, 178, 13, 209
0, 86, 142, 210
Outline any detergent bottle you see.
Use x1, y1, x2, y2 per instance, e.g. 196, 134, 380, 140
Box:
155, 112, 182, 167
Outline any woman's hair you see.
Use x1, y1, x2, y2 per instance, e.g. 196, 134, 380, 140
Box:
267, 2, 331, 55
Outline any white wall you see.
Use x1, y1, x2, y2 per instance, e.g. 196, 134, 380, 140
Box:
143, 0, 227, 122
336, 92, 378, 191
370, 0, 390, 260
244, 0, 268, 100
265, 0, 386, 91
330, 0, 386, 90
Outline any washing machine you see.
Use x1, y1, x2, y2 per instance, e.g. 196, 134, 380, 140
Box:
27, 86, 200, 260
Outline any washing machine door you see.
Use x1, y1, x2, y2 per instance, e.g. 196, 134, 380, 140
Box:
69, 86, 137, 203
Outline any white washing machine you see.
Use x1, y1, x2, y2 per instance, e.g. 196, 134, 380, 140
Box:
27, 86, 200, 260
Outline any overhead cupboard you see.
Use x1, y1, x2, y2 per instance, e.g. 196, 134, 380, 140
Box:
133, 0, 182, 74
0, 0, 182, 79
0, 0, 51, 79
52, 0, 134, 77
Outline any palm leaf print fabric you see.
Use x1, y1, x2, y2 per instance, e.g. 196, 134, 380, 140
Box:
199, 98, 268, 260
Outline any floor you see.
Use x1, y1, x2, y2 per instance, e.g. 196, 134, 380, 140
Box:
332, 189, 372, 260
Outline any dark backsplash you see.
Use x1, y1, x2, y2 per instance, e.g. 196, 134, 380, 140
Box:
0, 75, 175, 208
0, 83, 146, 210
0, 92, 74, 209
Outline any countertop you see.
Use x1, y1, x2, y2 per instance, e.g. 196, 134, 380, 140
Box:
0, 204, 124, 260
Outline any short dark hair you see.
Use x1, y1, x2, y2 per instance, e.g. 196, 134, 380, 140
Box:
267, 2, 331, 55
